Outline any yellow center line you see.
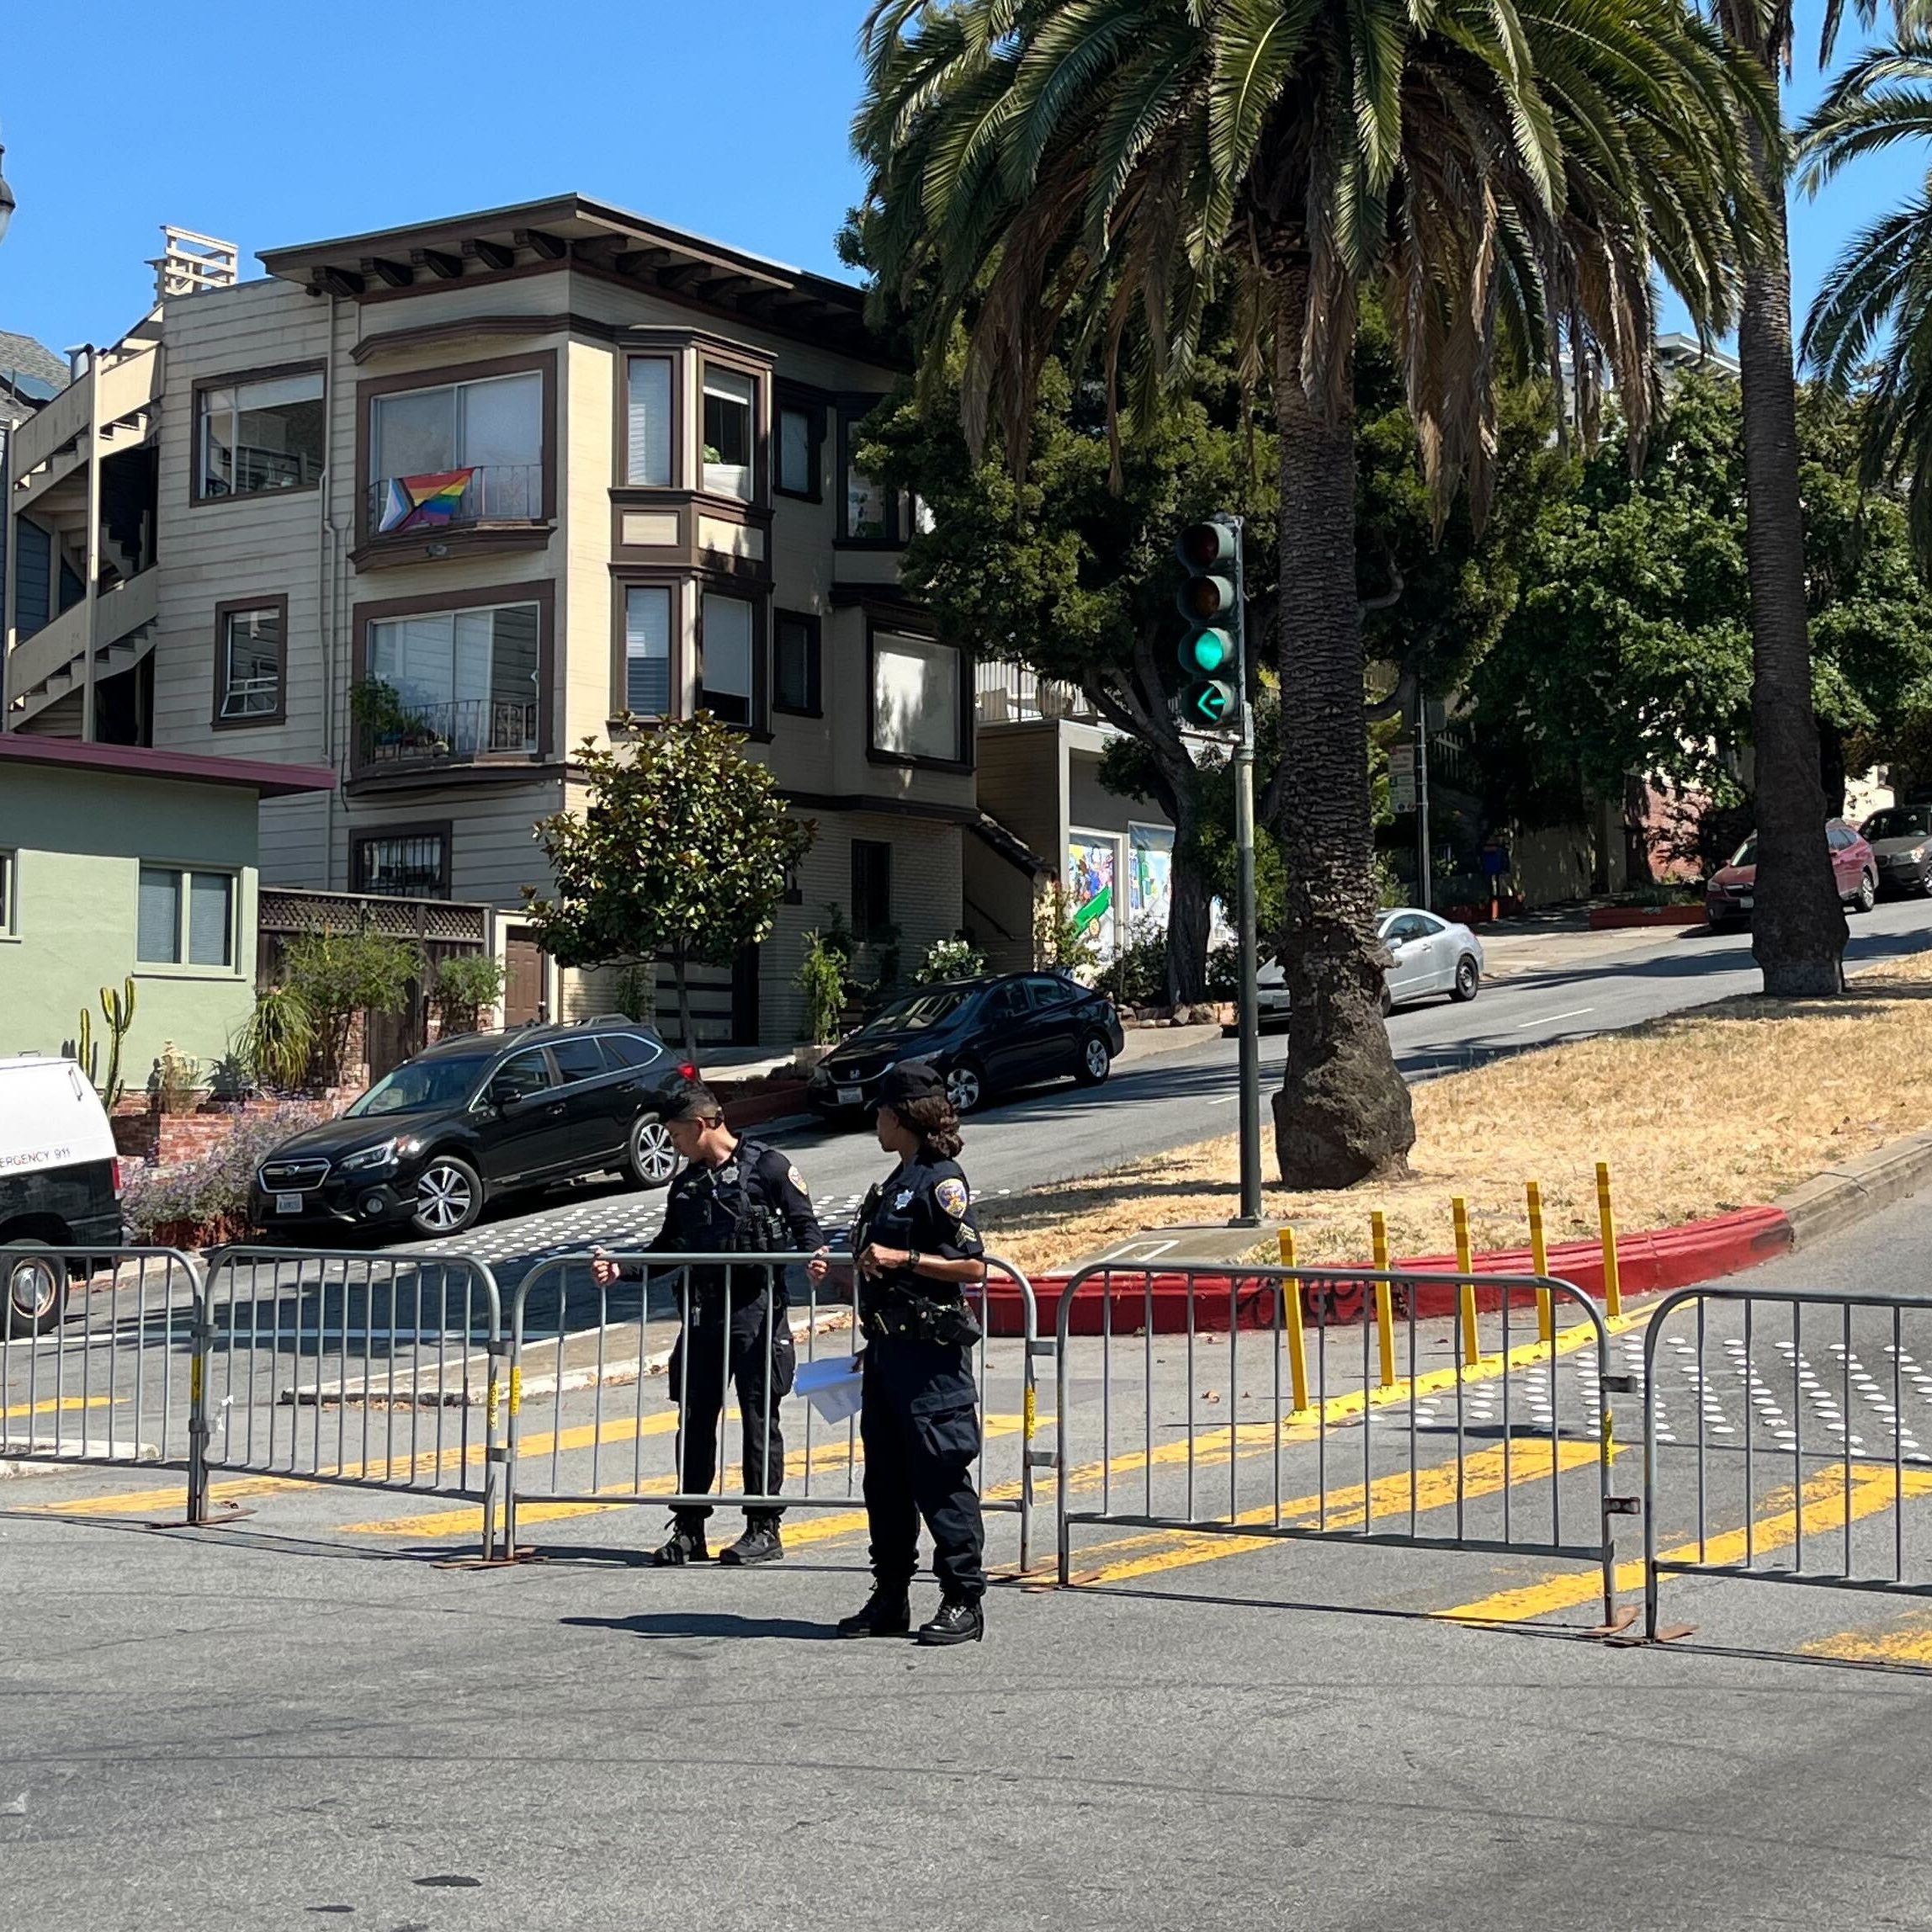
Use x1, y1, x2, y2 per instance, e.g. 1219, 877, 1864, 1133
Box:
1802, 1611, 1932, 1664
1078, 1438, 1601, 1586
2, 1394, 118, 1421
1437, 1462, 1932, 1625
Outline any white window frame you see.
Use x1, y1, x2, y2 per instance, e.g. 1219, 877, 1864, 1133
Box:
135, 864, 239, 974
0, 849, 16, 940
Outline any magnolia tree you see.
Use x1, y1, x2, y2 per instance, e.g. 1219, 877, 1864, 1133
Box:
525, 714, 813, 1048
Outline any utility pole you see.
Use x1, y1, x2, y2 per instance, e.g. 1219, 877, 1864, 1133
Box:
1417, 703, 1433, 914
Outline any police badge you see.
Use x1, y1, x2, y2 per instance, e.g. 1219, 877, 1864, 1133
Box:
935, 1178, 969, 1218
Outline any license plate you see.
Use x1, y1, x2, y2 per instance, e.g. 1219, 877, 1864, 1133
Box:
1738, 895, 1754, 910
836, 1085, 862, 1107
275, 1192, 303, 1215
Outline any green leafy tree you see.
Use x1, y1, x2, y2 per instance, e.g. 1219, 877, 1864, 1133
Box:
525, 714, 813, 1048
855, 0, 1765, 1187
282, 928, 422, 1089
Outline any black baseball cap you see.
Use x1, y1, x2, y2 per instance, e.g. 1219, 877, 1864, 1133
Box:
876, 1060, 946, 1111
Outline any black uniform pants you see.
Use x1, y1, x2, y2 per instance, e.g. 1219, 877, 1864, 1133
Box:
668, 1300, 795, 1525
859, 1336, 986, 1600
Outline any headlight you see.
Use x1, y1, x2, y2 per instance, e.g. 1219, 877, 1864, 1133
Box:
339, 1139, 398, 1173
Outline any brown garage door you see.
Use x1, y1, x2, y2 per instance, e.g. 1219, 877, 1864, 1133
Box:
503, 932, 548, 1026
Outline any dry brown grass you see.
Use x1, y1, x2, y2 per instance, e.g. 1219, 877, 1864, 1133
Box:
978, 949, 1932, 1277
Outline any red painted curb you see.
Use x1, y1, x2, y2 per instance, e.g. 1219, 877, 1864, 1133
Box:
985, 1205, 1794, 1337
1587, 905, 1708, 929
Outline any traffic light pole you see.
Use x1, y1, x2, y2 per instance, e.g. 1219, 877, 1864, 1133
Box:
1227, 515, 1263, 1227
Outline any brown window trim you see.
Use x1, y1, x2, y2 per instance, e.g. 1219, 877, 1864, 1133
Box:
210, 593, 290, 729
866, 619, 973, 774
190, 361, 326, 507
354, 348, 558, 549
697, 347, 771, 514
609, 571, 687, 725
349, 819, 453, 899
349, 577, 555, 776
836, 394, 901, 546
774, 383, 828, 503
618, 344, 685, 491
772, 608, 822, 719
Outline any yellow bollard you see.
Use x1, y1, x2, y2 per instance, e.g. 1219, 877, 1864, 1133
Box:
1370, 1212, 1396, 1389
1595, 1160, 1623, 1318
1277, 1227, 1309, 1414
1526, 1179, 1553, 1345
1452, 1196, 1479, 1367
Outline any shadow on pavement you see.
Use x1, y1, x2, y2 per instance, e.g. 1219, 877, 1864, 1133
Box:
563, 1610, 840, 1643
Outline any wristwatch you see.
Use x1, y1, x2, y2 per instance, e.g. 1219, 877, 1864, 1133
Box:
907, 1249, 923, 1272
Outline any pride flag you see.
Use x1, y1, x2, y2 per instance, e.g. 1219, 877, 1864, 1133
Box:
378, 467, 476, 533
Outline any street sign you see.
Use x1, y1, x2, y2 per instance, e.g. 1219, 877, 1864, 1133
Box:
1391, 773, 1418, 815
1388, 743, 1415, 778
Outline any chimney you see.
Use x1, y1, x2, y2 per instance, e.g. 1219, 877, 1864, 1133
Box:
66, 344, 93, 381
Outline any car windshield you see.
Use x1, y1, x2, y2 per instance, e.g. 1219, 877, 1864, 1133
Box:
857, 990, 974, 1034
345, 1056, 492, 1117
1865, 809, 1932, 842
1728, 836, 1759, 868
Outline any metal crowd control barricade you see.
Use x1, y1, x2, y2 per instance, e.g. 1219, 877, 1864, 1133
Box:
1643, 1285, 1932, 1640
502, 1248, 1042, 1569
1, 1246, 205, 1485
1051, 1260, 1630, 1622
196, 1246, 507, 1557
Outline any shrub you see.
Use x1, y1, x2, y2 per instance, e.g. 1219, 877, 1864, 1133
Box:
1207, 942, 1242, 1000
235, 985, 316, 1091
1034, 883, 1100, 975
283, 927, 422, 1086
915, 936, 986, 984
1098, 921, 1166, 1006
611, 962, 656, 1023
794, 929, 848, 1044
121, 1105, 329, 1246
430, 952, 507, 1036
153, 1041, 200, 1115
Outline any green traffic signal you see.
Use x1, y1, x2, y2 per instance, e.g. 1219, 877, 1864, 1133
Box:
1181, 680, 1237, 725
1182, 626, 1235, 675
1174, 516, 1242, 731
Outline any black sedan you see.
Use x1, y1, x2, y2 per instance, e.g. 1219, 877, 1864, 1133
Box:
806, 972, 1125, 1117
251, 1017, 695, 1239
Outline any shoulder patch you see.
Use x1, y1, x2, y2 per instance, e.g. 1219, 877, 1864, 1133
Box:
786, 1165, 808, 1194
935, 1177, 969, 1218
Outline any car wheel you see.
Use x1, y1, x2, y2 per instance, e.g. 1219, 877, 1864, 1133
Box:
1, 1239, 69, 1340
1074, 1032, 1112, 1086
1451, 956, 1481, 1004
409, 1156, 483, 1239
1855, 870, 1877, 914
625, 1113, 678, 1191
944, 1059, 985, 1114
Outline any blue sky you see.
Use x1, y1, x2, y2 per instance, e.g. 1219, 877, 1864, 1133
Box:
0, 0, 1899, 360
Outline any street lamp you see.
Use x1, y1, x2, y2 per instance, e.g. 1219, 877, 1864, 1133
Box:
0, 139, 14, 246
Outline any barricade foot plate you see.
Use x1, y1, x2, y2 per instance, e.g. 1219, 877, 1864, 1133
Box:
1586, 1605, 1640, 1639
1605, 1622, 1697, 1648
147, 1500, 255, 1531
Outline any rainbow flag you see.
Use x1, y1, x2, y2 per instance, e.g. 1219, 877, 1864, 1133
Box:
378, 467, 476, 533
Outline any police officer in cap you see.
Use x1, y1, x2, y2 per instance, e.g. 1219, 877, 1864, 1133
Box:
593, 1083, 822, 1567
808, 1059, 988, 1645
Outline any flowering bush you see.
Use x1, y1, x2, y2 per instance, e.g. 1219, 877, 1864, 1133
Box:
121, 1104, 330, 1248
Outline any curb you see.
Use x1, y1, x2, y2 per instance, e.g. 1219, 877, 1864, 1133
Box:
0, 1440, 160, 1472
1777, 1127, 1932, 1250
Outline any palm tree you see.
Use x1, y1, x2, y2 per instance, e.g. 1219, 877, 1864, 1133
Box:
1800, 33, 1932, 559
856, 0, 1766, 1186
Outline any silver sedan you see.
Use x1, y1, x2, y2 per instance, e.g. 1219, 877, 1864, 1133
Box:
1256, 908, 1484, 1021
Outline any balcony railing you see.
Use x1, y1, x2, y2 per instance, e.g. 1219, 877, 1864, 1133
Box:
974, 661, 1100, 725
364, 462, 544, 535
355, 697, 539, 773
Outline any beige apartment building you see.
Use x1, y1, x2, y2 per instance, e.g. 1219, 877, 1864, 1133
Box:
3, 202, 999, 1044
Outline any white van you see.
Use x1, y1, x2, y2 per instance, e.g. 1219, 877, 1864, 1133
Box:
0, 1055, 123, 1337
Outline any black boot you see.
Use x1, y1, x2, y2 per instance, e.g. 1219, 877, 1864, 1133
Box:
917, 1597, 984, 1647
719, 1520, 784, 1566
651, 1520, 709, 1566
836, 1585, 912, 1637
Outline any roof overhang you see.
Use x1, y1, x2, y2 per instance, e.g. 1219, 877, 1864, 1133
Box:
0, 735, 336, 799
257, 194, 890, 366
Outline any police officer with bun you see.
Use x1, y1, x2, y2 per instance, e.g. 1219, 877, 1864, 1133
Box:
809, 1059, 989, 1646
592, 1082, 822, 1568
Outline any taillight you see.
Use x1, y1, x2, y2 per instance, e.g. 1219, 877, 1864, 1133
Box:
678, 1062, 697, 1080
111, 1157, 124, 1197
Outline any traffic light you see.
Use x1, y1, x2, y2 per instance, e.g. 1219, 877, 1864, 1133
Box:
1175, 518, 1241, 729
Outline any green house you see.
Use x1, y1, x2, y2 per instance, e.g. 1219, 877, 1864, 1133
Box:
0, 737, 333, 1085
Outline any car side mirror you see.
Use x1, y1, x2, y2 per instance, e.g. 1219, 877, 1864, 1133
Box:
488, 1079, 521, 1111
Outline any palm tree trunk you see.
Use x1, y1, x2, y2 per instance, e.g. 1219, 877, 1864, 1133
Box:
1733, 103, 1847, 995
1269, 263, 1415, 1186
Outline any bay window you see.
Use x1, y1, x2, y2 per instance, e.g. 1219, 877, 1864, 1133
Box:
626, 355, 674, 486
700, 592, 756, 726
364, 602, 540, 758
872, 632, 963, 764
369, 369, 544, 528
624, 585, 673, 717
702, 366, 756, 501
839, 398, 896, 542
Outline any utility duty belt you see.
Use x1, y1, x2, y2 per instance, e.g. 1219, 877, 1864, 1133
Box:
862, 1287, 982, 1347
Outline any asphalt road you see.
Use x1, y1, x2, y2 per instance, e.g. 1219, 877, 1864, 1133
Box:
13, 1194, 1932, 1929
404, 894, 1932, 1284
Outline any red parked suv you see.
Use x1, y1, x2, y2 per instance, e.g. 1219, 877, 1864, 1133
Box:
1706, 819, 1877, 932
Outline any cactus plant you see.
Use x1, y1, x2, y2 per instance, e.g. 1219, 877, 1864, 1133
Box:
98, 975, 135, 1110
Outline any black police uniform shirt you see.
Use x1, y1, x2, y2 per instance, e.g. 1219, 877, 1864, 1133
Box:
636, 1139, 822, 1309
862, 1153, 985, 1298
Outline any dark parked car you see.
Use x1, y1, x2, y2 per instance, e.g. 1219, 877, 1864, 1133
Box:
806, 972, 1126, 1118
251, 1018, 696, 1239
1860, 805, 1932, 897
1706, 819, 1877, 932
